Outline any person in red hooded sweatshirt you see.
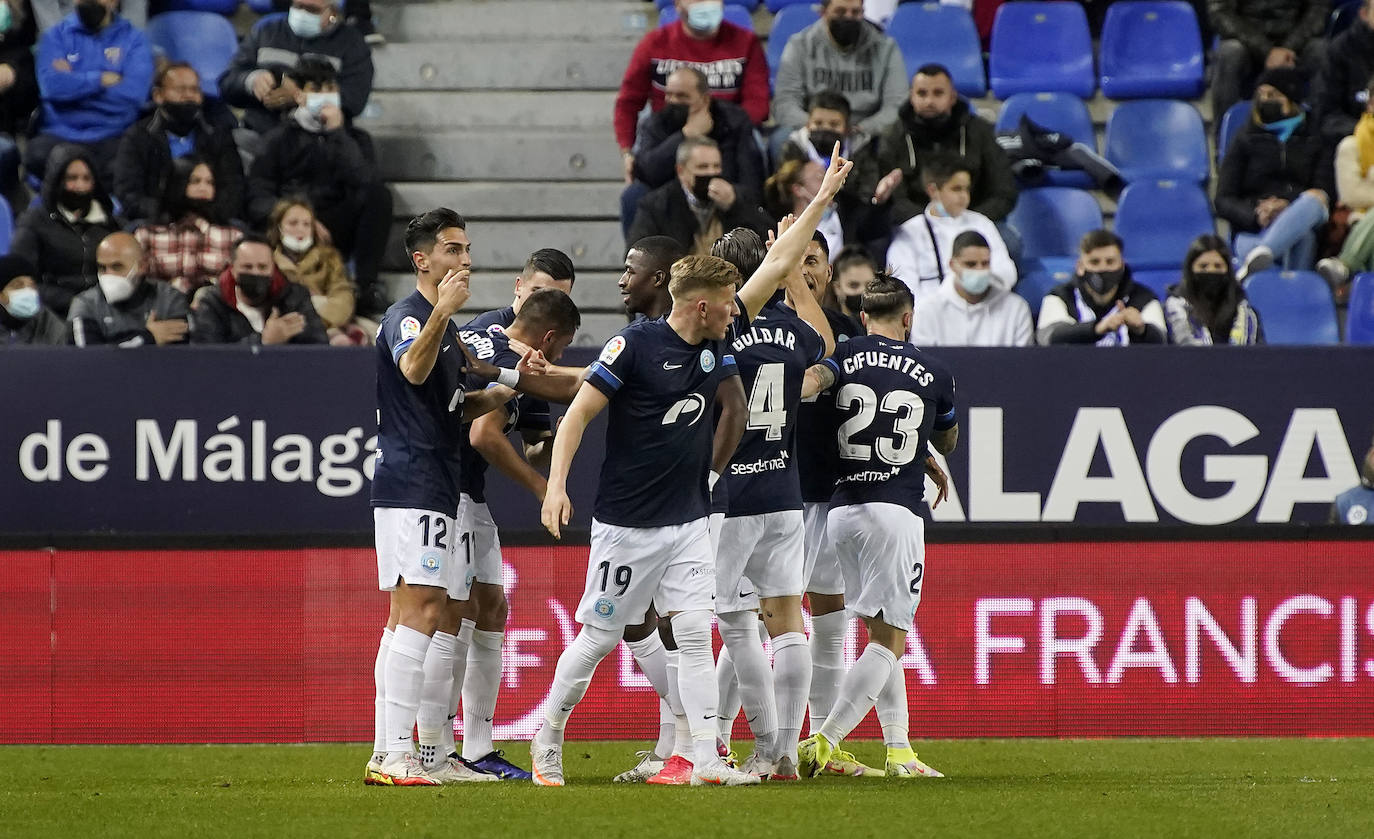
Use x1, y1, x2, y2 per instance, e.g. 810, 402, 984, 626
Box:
189, 232, 327, 345
614, 0, 769, 182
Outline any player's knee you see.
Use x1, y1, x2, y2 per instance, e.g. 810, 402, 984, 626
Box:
656, 615, 677, 650
473, 582, 507, 628
579, 624, 622, 659
622, 615, 657, 643
669, 609, 713, 651
716, 610, 759, 648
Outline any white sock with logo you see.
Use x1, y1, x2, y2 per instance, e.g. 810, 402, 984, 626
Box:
807, 609, 847, 733
771, 631, 812, 766
460, 629, 505, 761
818, 643, 896, 747
415, 630, 457, 769
444, 619, 474, 756
714, 643, 741, 747
717, 610, 777, 760
664, 648, 692, 758
372, 628, 392, 762
384, 624, 432, 759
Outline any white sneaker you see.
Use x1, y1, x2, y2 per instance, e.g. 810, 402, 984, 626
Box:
690, 759, 762, 786
428, 756, 499, 783
613, 750, 666, 783
530, 740, 565, 787
375, 752, 440, 786
1316, 257, 1350, 289
1238, 245, 1274, 282
738, 751, 776, 778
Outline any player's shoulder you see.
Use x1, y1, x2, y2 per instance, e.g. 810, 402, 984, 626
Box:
908, 341, 956, 385
458, 324, 507, 361
464, 305, 515, 333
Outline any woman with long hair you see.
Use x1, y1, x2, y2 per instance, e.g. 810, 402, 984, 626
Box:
134, 156, 241, 295
267, 196, 367, 344
1164, 234, 1264, 345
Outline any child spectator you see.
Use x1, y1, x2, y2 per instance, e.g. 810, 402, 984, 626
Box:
134, 157, 241, 296
1164, 234, 1264, 345
266, 196, 365, 345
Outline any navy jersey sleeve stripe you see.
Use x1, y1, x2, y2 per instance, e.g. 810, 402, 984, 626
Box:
587, 362, 622, 395
391, 337, 415, 364
934, 406, 958, 430
822, 356, 841, 376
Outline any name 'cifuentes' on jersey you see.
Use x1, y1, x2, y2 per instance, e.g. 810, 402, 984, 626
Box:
372, 291, 470, 516
821, 334, 957, 515
457, 326, 522, 504
586, 314, 743, 528
723, 299, 826, 517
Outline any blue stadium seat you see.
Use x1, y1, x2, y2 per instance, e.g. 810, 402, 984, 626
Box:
154, 0, 241, 14
766, 0, 811, 10
1346, 273, 1374, 344
1114, 180, 1215, 270
662, 0, 760, 7
1007, 187, 1104, 260
989, 2, 1095, 98
246, 0, 274, 12
1131, 269, 1180, 300
766, 4, 820, 85
1242, 270, 1340, 344
1217, 101, 1250, 164
1015, 260, 1077, 319
1104, 99, 1209, 184
146, 11, 240, 98
996, 92, 1096, 188
887, 4, 985, 97
660, 4, 755, 29
1099, 2, 1204, 99
0, 194, 13, 254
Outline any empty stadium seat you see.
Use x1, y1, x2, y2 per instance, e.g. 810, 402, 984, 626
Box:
766, 4, 820, 84
888, 4, 985, 97
766, 0, 811, 10
1007, 187, 1103, 260
0, 195, 13, 255
1347, 273, 1374, 344
1114, 180, 1215, 270
660, 4, 755, 29
1217, 101, 1251, 164
1243, 270, 1340, 344
1131, 269, 1180, 300
996, 92, 1096, 187
154, 0, 241, 14
660, 0, 759, 8
146, 11, 240, 98
989, 2, 1095, 98
1104, 99, 1209, 184
1099, 2, 1204, 99
246, 0, 274, 12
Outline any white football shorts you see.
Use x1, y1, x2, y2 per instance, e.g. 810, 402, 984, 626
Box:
576, 517, 717, 630
826, 502, 926, 632
374, 507, 469, 599
715, 509, 805, 613
801, 501, 844, 596
458, 493, 503, 586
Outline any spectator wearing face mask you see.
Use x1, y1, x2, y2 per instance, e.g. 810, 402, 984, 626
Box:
1037, 230, 1165, 346
825, 243, 875, 321
908, 230, 1032, 347
1164, 234, 1264, 345
267, 195, 362, 344
765, 158, 844, 255
11, 146, 123, 317
114, 63, 244, 228
0, 254, 67, 345
190, 233, 327, 345
68, 232, 189, 347
29, 0, 145, 30
133, 157, 242, 297
28, 0, 153, 185
247, 57, 392, 317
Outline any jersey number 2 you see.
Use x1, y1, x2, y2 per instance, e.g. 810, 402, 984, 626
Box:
835, 383, 925, 466
746, 362, 787, 441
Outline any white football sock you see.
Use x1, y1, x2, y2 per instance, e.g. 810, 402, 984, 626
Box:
714, 643, 740, 746
415, 630, 457, 768
542, 625, 620, 743
664, 648, 691, 758
671, 610, 723, 768
384, 624, 432, 757
818, 643, 896, 747
445, 619, 474, 755
654, 698, 675, 760
771, 631, 811, 765
625, 632, 675, 757
717, 610, 777, 760
460, 629, 504, 761
372, 627, 392, 760
877, 659, 911, 750
807, 609, 846, 733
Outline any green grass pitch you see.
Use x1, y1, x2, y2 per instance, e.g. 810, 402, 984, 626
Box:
3, 739, 1370, 838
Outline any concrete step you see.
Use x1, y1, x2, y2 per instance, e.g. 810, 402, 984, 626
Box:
373, 130, 620, 181
382, 219, 625, 273
358, 90, 615, 132
375, 0, 651, 43
380, 270, 625, 313
391, 181, 622, 220
373, 41, 634, 92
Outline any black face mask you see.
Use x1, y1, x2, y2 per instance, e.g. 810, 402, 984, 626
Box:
160, 102, 202, 135
1192, 271, 1231, 298
843, 293, 863, 312
809, 129, 843, 157
829, 17, 861, 48
1083, 267, 1124, 297
236, 273, 273, 305
660, 103, 689, 131
1256, 100, 1287, 124
76, 0, 106, 31
178, 196, 215, 219
58, 188, 93, 214
691, 174, 713, 203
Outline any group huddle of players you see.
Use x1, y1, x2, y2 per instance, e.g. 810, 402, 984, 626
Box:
365, 149, 960, 788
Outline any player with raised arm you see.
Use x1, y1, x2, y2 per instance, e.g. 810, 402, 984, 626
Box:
795, 274, 958, 780
531, 148, 854, 787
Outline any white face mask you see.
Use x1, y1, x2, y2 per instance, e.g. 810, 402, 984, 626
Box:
2, 286, 40, 319
287, 6, 323, 38
98, 269, 138, 304
957, 268, 993, 295
305, 91, 341, 117
281, 232, 314, 252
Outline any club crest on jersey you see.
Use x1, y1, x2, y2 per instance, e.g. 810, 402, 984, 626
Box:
1350, 505, 1368, 525
399, 316, 422, 341
104, 47, 122, 64
594, 598, 615, 618
600, 336, 626, 365
699, 349, 715, 372
420, 551, 443, 575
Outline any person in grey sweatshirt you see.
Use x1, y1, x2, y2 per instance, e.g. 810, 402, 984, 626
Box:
771, 0, 907, 137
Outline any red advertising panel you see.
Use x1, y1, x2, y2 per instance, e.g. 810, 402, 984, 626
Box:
1, 541, 1371, 743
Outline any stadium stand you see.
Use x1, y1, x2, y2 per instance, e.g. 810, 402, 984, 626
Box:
1007, 187, 1104, 261
1114, 180, 1216, 270
994, 92, 1098, 189
988, 1, 1096, 99
1243, 269, 1341, 345
765, 3, 819, 85
1349, 273, 1374, 344
1104, 99, 1210, 185
0, 195, 12, 255
1216, 101, 1251, 163
146, 11, 241, 99
658, 3, 757, 29
887, 3, 986, 97
1098, 1, 1205, 100
156, 0, 242, 13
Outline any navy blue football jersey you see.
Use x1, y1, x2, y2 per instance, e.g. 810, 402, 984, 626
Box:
457, 327, 522, 504
586, 314, 744, 528
821, 335, 956, 515
372, 291, 470, 515
797, 308, 863, 503
465, 306, 551, 438
465, 305, 515, 332
723, 300, 826, 517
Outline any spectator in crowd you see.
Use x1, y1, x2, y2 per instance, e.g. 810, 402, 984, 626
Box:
614, 0, 769, 179
0, 1, 38, 194
874, 64, 1018, 227
622, 66, 763, 236
247, 58, 392, 316
219, 0, 374, 140
1317, 0, 1374, 149
1216, 68, 1333, 277
1208, 0, 1326, 122
1318, 72, 1374, 288
269, 0, 383, 46
908, 229, 1033, 347
30, 0, 153, 184
765, 158, 846, 256
626, 135, 773, 254
771, 0, 906, 139
68, 231, 189, 347
31, 0, 144, 30
0, 254, 67, 345
11, 146, 122, 317
826, 243, 874, 320
1164, 234, 1265, 345
1330, 431, 1374, 525
1037, 230, 1165, 345
266, 196, 360, 344
133, 157, 241, 297
114, 63, 244, 227
190, 233, 327, 345
885, 153, 1016, 303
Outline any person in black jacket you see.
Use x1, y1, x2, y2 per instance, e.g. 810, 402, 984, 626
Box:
247, 58, 392, 316
113, 63, 244, 227
0, 0, 38, 196
625, 135, 774, 255
10, 145, 123, 317
68, 232, 189, 347
1216, 67, 1334, 277
1209, 0, 1327, 124
189, 233, 327, 345
0, 253, 68, 345
622, 66, 764, 236
1317, 0, 1374, 149
1036, 230, 1167, 345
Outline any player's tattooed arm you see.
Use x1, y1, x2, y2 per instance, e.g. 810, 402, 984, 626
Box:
931, 424, 959, 456
399, 269, 471, 385
541, 382, 611, 539
800, 362, 836, 400
472, 407, 549, 502
711, 374, 747, 480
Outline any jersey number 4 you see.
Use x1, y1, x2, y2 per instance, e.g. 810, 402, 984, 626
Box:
835, 383, 925, 466
746, 362, 787, 441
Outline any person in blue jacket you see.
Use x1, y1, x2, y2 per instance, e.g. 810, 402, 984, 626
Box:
1331, 432, 1374, 526
28, 0, 153, 185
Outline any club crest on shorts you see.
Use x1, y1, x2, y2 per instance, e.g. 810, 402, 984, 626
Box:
420, 551, 443, 575
599, 336, 626, 365
594, 598, 615, 618
1350, 505, 1368, 525
699, 349, 715, 372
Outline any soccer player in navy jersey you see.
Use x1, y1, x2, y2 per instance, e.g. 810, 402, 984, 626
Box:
366, 208, 537, 787
531, 149, 854, 787
796, 274, 959, 780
